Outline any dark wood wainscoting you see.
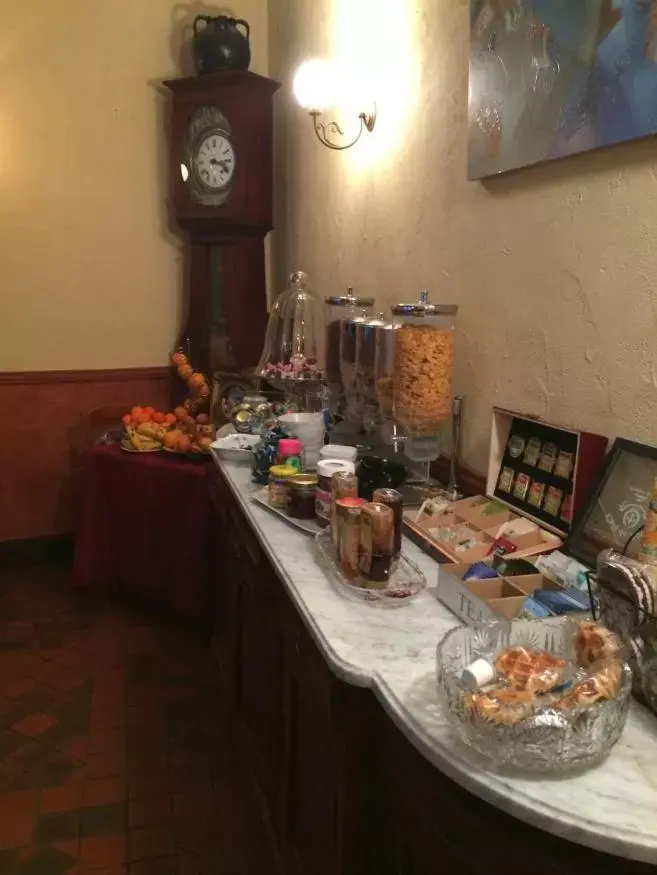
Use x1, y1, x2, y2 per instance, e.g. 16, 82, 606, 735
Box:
0, 367, 170, 544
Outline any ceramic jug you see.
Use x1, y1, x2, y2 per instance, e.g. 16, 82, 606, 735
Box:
192, 15, 251, 74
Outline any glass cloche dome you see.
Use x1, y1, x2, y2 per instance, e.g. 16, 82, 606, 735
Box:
256, 270, 324, 390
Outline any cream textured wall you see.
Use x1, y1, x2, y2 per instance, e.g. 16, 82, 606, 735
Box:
0, 0, 267, 371
269, 0, 657, 474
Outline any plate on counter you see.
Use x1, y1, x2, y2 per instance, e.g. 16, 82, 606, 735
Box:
252, 487, 322, 536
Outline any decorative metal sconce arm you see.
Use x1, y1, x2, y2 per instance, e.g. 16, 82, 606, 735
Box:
309, 107, 376, 151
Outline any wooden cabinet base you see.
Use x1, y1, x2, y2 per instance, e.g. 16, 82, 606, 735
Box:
209, 466, 653, 875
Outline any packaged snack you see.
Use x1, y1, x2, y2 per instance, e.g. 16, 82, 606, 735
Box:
538, 442, 558, 473
513, 472, 531, 501
337, 497, 366, 579
463, 562, 500, 581
495, 646, 567, 694
498, 466, 515, 493
543, 485, 564, 516
507, 435, 525, 458
372, 488, 402, 559
331, 472, 358, 549
560, 492, 573, 524
527, 480, 546, 509
523, 437, 542, 466
554, 450, 574, 480
487, 536, 515, 557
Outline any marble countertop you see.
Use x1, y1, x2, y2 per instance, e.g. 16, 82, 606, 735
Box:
213, 455, 657, 864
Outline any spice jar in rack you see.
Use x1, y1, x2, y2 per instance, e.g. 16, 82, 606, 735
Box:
392, 292, 458, 437
325, 290, 373, 417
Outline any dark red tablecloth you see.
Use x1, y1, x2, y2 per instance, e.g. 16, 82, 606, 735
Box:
74, 444, 213, 623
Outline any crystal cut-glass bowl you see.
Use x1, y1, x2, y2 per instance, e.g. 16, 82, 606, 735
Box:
436, 618, 632, 772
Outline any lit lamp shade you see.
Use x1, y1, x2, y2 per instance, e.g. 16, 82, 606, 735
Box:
293, 59, 338, 111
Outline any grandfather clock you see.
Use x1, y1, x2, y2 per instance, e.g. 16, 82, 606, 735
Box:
163, 70, 280, 377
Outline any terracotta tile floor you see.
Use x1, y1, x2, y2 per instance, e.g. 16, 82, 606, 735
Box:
0, 566, 272, 875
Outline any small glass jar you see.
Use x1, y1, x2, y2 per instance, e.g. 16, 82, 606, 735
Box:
325, 289, 373, 416
287, 473, 318, 519
276, 438, 303, 471
336, 497, 366, 579
268, 464, 297, 509
372, 487, 403, 560
316, 459, 356, 528
319, 444, 357, 464
359, 502, 394, 585
391, 292, 458, 437
331, 471, 359, 549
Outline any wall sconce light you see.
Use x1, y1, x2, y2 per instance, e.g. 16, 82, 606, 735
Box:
293, 59, 376, 151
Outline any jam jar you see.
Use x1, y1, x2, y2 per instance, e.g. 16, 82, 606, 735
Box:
268, 464, 297, 509
287, 474, 318, 519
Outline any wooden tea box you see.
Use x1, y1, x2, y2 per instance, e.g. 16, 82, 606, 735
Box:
404, 407, 608, 565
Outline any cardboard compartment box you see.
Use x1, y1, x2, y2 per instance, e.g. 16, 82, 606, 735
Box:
436, 560, 587, 626
404, 407, 608, 565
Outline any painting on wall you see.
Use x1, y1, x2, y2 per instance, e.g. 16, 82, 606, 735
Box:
468, 1, 657, 178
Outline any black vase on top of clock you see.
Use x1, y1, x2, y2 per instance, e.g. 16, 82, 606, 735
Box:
192, 16, 251, 74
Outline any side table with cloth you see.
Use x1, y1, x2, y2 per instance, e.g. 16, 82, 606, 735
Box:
74, 444, 214, 623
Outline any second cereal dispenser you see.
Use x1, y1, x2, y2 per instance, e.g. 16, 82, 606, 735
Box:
391, 291, 458, 464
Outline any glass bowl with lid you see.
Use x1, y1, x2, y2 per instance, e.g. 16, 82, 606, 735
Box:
257, 270, 324, 391
391, 291, 458, 438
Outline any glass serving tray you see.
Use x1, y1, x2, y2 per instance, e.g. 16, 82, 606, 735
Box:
314, 529, 427, 608
252, 487, 321, 536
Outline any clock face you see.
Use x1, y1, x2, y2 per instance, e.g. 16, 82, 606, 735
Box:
194, 131, 236, 191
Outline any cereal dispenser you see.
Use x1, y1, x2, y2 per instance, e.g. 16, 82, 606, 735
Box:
324, 289, 373, 417
390, 291, 458, 467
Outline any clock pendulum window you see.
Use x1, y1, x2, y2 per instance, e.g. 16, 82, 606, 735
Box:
163, 70, 281, 409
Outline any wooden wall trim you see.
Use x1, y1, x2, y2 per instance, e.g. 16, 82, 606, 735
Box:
0, 366, 169, 386
0, 366, 171, 543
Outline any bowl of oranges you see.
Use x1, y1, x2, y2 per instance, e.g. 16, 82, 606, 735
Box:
121, 406, 214, 457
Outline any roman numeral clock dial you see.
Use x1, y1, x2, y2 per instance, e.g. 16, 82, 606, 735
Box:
193, 132, 236, 191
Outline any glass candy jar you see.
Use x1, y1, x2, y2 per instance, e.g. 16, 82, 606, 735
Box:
257, 271, 324, 390
391, 292, 458, 437
325, 289, 373, 417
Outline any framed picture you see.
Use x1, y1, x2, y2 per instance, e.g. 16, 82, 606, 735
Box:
468, 1, 657, 178
565, 437, 657, 568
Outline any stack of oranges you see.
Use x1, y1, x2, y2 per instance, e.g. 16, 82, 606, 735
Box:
170, 350, 210, 414
120, 406, 213, 455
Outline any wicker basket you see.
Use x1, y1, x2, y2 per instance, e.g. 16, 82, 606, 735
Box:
594, 550, 657, 714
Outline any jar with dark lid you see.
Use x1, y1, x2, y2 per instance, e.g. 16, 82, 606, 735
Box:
359, 502, 394, 585
372, 487, 403, 559
316, 459, 356, 528
336, 497, 366, 579
287, 474, 318, 520
268, 464, 297, 509
331, 471, 359, 549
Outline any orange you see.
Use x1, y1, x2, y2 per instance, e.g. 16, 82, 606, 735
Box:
152, 411, 165, 424
136, 412, 151, 425
121, 414, 132, 427
178, 364, 193, 381
177, 434, 192, 454
131, 406, 143, 418
196, 413, 210, 425
188, 372, 206, 389
143, 406, 155, 417
174, 406, 187, 421
163, 412, 176, 426
171, 351, 187, 367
